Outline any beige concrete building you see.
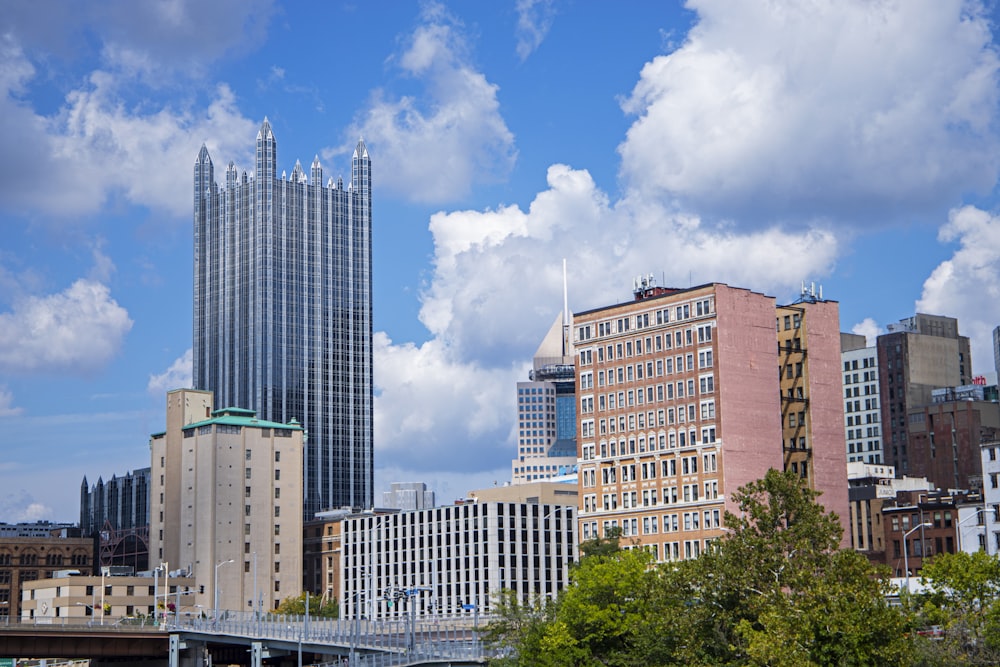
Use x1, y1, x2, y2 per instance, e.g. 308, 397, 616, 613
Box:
467, 480, 578, 506
149, 389, 304, 615
21, 573, 194, 623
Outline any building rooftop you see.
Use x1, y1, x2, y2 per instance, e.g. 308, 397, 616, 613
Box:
183, 406, 303, 431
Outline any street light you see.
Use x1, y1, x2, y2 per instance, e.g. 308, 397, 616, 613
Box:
903, 522, 934, 593
214, 559, 234, 621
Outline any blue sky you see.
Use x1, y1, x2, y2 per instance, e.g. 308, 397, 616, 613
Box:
3, 0, 1000, 522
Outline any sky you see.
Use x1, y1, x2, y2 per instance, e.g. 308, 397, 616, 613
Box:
3, 0, 1000, 522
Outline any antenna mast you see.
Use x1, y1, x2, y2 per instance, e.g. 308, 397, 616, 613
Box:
562, 259, 570, 357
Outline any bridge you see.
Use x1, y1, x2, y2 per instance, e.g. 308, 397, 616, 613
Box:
0, 612, 493, 667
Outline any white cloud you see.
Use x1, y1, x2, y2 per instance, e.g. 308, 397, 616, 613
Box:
0, 489, 54, 523
373, 161, 840, 472
5, 0, 275, 78
515, 0, 557, 61
343, 3, 517, 203
917, 205, 1000, 375
417, 163, 838, 365
374, 332, 519, 476
148, 349, 194, 397
618, 0, 1000, 225
851, 318, 883, 348
0, 386, 23, 417
0, 279, 133, 376
0, 35, 258, 219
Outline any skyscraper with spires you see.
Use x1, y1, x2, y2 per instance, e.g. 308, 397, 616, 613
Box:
193, 119, 373, 517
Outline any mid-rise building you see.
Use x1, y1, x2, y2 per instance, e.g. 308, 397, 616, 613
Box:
846, 462, 933, 555
979, 436, 1000, 554
340, 499, 576, 620
512, 313, 577, 483
0, 531, 93, 621
877, 314, 971, 476
841, 334, 884, 464
573, 281, 849, 562
149, 389, 304, 614
193, 119, 373, 518
80, 468, 151, 572
906, 390, 1000, 492
881, 490, 976, 578
21, 572, 194, 623
381, 482, 436, 511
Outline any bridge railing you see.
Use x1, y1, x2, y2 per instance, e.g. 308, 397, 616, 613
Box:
170, 612, 493, 664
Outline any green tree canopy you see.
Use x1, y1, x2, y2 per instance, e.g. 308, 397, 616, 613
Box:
487, 469, 912, 666
275, 592, 338, 618
910, 549, 1000, 664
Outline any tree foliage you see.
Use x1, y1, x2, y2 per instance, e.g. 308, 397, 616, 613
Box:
487, 469, 912, 666
909, 549, 1000, 664
275, 592, 338, 618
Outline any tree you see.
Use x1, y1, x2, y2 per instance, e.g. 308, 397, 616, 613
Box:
276, 592, 338, 618
489, 469, 912, 666
910, 549, 1000, 664
654, 469, 911, 666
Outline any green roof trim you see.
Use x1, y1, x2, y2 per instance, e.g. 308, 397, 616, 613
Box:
183, 406, 303, 432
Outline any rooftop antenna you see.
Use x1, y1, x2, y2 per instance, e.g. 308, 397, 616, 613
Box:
562, 259, 570, 357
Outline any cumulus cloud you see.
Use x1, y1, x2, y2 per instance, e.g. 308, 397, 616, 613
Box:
4, 0, 275, 78
374, 332, 519, 473
0, 279, 133, 376
374, 162, 840, 477
148, 349, 194, 397
419, 164, 838, 365
342, 3, 517, 203
851, 318, 884, 348
0, 386, 23, 417
618, 0, 1000, 225
0, 488, 53, 523
917, 206, 1000, 375
0, 35, 258, 220
515, 0, 557, 61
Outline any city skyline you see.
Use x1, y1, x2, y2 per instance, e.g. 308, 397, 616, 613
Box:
3, 1, 1000, 521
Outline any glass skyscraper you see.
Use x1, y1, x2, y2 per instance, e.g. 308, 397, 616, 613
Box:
193, 118, 373, 518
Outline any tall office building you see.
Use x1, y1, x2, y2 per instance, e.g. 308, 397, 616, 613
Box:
80, 468, 151, 572
193, 119, 373, 517
841, 334, 884, 464
512, 313, 578, 484
877, 314, 971, 476
574, 281, 849, 561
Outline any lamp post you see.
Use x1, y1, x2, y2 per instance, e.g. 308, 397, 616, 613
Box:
214, 559, 234, 621
100, 570, 106, 625
903, 523, 933, 593
75, 602, 97, 626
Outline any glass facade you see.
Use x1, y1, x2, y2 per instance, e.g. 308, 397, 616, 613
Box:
193, 119, 373, 518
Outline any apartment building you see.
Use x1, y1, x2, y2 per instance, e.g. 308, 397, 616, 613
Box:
574, 281, 849, 561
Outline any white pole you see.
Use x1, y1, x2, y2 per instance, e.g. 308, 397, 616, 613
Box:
163, 562, 169, 627
100, 571, 105, 625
